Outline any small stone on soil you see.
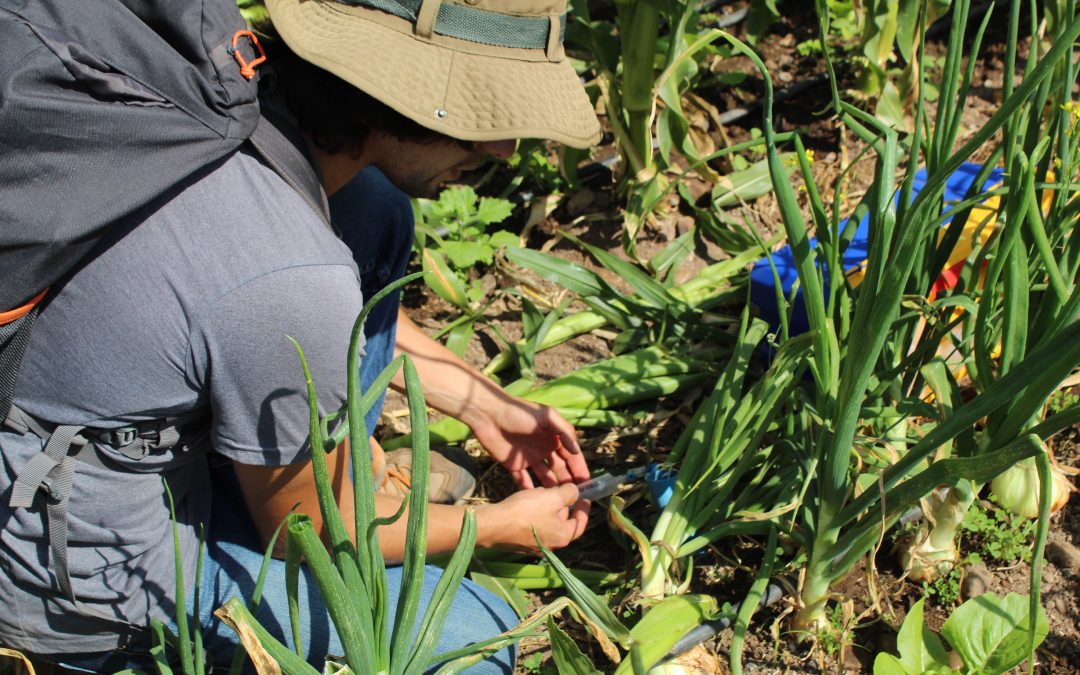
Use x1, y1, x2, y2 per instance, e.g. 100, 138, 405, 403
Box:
961, 563, 992, 600
1045, 540, 1080, 571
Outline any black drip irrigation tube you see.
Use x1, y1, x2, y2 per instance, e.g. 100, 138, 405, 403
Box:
660, 581, 788, 664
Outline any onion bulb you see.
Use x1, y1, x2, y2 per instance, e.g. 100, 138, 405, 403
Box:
899, 485, 973, 583
990, 456, 1074, 519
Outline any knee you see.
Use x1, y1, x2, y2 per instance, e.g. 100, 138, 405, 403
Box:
432, 577, 517, 674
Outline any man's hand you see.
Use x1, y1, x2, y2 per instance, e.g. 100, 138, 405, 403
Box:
477, 484, 590, 555
470, 397, 590, 489
392, 309, 591, 489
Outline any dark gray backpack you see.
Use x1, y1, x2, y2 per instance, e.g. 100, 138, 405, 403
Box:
0, 0, 330, 419
0, 0, 331, 627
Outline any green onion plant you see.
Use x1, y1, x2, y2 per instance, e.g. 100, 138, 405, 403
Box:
735, 0, 1080, 654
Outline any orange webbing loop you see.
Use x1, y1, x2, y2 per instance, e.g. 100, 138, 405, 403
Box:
0, 289, 47, 326
231, 30, 267, 80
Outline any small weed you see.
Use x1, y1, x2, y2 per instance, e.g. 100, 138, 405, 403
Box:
921, 561, 966, 607
816, 603, 848, 656
1046, 387, 1079, 416
412, 185, 518, 310
506, 141, 564, 194
796, 39, 823, 57
518, 651, 544, 673
962, 500, 1037, 564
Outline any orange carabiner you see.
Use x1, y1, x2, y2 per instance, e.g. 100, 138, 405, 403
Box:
231, 30, 267, 80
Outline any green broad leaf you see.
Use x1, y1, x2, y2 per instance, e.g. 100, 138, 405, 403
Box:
470, 571, 531, 618
488, 230, 521, 250
941, 593, 1049, 674
547, 617, 602, 675
422, 248, 471, 309
648, 229, 694, 282
875, 80, 906, 130
564, 233, 681, 310
894, 599, 950, 673
895, 0, 921, 62
436, 185, 478, 221
872, 653, 914, 675
476, 197, 514, 225
444, 321, 474, 358
442, 240, 492, 269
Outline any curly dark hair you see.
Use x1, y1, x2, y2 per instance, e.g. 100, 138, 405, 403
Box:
255, 22, 462, 156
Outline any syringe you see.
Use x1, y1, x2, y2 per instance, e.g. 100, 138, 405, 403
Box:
575, 466, 648, 502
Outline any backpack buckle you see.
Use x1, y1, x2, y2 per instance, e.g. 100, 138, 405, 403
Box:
99, 426, 138, 447
40, 474, 62, 501
230, 30, 267, 81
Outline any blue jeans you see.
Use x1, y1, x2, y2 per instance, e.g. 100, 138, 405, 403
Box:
55, 464, 516, 673
331, 165, 416, 435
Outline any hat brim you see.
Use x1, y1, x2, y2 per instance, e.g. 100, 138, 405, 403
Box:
264, 0, 602, 148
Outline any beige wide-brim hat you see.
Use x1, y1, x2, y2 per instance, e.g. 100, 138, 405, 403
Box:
264, 0, 602, 148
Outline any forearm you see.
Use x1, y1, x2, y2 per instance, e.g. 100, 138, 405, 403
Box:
391, 308, 506, 427
234, 442, 501, 562
374, 495, 485, 563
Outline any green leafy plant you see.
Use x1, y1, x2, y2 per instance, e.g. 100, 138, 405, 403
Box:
413, 186, 518, 356
962, 501, 1038, 565
815, 0, 953, 129
874, 595, 1049, 675
414, 186, 518, 309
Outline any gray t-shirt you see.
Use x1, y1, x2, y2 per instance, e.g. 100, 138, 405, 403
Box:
0, 150, 363, 653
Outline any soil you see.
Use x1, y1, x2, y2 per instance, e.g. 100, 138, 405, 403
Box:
384, 1, 1080, 673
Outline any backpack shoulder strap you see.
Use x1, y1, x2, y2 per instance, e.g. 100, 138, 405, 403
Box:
248, 99, 334, 231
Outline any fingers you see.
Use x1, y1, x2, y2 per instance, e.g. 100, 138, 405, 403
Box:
545, 408, 590, 483
568, 498, 590, 541
545, 408, 583, 455
531, 458, 560, 488
556, 482, 581, 506
559, 446, 591, 483
542, 453, 573, 487
512, 468, 535, 490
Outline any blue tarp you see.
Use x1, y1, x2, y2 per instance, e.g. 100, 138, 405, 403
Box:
748, 162, 1006, 336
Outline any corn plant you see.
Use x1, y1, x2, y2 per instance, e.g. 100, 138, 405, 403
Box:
567, 0, 736, 249
486, 235, 773, 378
735, 2, 1080, 660
804, 0, 955, 129
384, 343, 713, 450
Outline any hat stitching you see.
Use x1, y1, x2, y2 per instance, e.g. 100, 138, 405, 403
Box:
437, 50, 456, 117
